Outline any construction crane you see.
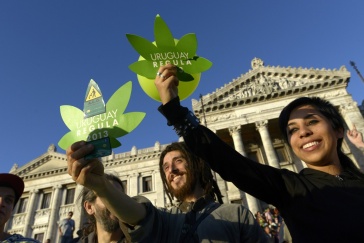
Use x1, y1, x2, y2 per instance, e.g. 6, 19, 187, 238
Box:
350, 61, 364, 84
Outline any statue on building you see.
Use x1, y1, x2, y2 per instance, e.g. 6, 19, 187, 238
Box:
48, 144, 57, 152
251, 57, 264, 69
10, 163, 18, 173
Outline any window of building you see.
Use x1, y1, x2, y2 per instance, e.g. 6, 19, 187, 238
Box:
34, 233, 44, 242
17, 197, 28, 214
231, 199, 242, 204
142, 176, 152, 192
121, 180, 128, 194
275, 146, 289, 164
247, 151, 260, 163
65, 188, 75, 205
41, 192, 51, 209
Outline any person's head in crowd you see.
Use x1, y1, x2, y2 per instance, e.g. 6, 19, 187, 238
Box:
79, 173, 125, 236
273, 207, 280, 217
278, 96, 364, 177
0, 173, 24, 229
0, 173, 24, 208
0, 174, 40, 242
159, 142, 223, 204
263, 223, 270, 234
76, 229, 82, 236
0, 173, 24, 236
269, 223, 277, 231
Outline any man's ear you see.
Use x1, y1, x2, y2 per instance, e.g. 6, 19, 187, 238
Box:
84, 201, 95, 215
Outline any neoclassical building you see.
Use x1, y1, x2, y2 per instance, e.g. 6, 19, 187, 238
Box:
5, 58, 364, 242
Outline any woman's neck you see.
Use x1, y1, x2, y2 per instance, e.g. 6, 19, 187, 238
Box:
307, 163, 343, 176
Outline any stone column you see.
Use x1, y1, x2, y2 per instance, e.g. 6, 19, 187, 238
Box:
255, 120, 280, 168
229, 126, 246, 155
209, 128, 229, 203
339, 101, 364, 130
339, 102, 364, 169
74, 184, 84, 231
46, 185, 62, 240
213, 172, 229, 204
229, 126, 261, 214
154, 170, 165, 207
23, 189, 39, 237
129, 173, 139, 197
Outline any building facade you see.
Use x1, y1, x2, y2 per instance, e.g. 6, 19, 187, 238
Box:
5, 58, 364, 242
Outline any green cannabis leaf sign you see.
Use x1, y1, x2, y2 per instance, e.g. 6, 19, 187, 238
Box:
126, 14, 212, 101
58, 81, 145, 150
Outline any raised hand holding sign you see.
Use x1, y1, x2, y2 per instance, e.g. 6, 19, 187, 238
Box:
126, 14, 212, 101
58, 80, 145, 158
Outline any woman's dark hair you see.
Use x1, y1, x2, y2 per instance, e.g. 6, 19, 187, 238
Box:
159, 142, 223, 205
278, 96, 364, 178
78, 173, 124, 236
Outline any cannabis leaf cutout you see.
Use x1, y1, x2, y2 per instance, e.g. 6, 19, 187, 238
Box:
126, 14, 212, 81
58, 81, 145, 150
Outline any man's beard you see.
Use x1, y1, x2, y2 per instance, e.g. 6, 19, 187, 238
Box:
94, 205, 120, 233
168, 169, 197, 201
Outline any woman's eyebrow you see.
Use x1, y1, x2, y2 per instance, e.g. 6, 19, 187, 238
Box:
287, 113, 318, 127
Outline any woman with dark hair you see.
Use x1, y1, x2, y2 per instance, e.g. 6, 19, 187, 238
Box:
278, 96, 364, 179
155, 64, 364, 243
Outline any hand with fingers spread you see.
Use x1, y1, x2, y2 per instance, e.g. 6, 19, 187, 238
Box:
154, 64, 179, 105
66, 141, 105, 191
347, 124, 364, 150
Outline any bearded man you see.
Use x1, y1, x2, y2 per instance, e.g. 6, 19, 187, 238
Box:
67, 141, 266, 242
77, 173, 130, 243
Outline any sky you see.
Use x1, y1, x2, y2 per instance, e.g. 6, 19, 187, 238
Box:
0, 1, 363, 172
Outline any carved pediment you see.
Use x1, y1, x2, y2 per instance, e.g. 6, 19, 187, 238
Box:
194, 58, 350, 112
11, 145, 68, 180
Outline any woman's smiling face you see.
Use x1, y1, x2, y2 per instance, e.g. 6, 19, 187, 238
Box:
287, 105, 343, 168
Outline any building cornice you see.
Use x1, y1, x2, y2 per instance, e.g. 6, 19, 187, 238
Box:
11, 143, 169, 180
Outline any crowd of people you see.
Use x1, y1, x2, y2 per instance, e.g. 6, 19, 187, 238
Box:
67, 140, 267, 242
65, 64, 364, 242
1, 63, 363, 242
255, 208, 286, 243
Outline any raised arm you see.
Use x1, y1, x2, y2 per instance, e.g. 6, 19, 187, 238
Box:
66, 141, 146, 225
154, 65, 287, 205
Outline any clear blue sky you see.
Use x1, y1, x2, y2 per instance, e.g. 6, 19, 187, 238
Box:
1, 1, 363, 172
